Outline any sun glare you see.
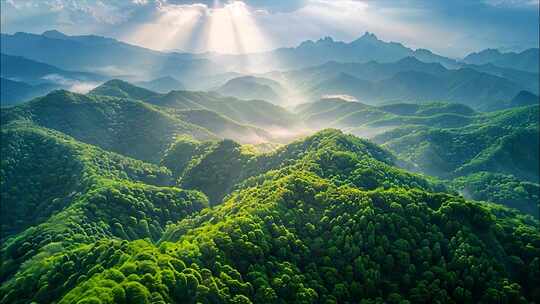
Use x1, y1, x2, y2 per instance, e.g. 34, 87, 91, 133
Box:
126, 5, 204, 52
124, 0, 273, 56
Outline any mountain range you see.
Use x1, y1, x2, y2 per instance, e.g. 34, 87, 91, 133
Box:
1, 80, 302, 162
1, 29, 539, 304
268, 57, 538, 111
1, 30, 537, 83
464, 48, 539, 73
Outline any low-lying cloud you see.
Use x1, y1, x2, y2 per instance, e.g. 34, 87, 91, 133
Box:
42, 74, 99, 93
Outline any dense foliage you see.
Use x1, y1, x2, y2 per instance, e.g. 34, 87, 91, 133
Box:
166, 130, 446, 205
0, 123, 208, 284
1, 90, 218, 162
1, 78, 538, 303
1, 129, 538, 304
453, 172, 539, 218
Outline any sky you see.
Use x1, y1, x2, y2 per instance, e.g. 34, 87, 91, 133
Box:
1, 0, 539, 57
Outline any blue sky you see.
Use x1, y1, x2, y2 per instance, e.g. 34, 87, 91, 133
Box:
1, 0, 538, 57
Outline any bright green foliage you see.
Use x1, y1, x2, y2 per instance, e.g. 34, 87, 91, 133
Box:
453, 128, 539, 181
367, 105, 539, 180
1, 120, 538, 303
375, 124, 539, 182
160, 136, 215, 181
179, 139, 254, 204
296, 102, 538, 180
175, 130, 446, 205
1, 122, 172, 239
2, 160, 538, 303
0, 123, 208, 284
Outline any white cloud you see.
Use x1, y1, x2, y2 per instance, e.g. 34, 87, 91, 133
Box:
1, 0, 538, 57
42, 74, 99, 93
484, 0, 539, 7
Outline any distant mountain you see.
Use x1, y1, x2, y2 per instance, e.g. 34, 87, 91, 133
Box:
1, 53, 104, 85
216, 76, 286, 104
0, 77, 57, 106
460, 63, 539, 94
183, 71, 245, 90
273, 57, 448, 92
0, 53, 105, 104
0, 31, 161, 72
0, 31, 222, 81
202, 32, 460, 72
464, 48, 539, 73
253, 32, 460, 70
135, 76, 184, 93
293, 58, 527, 111
308, 73, 373, 102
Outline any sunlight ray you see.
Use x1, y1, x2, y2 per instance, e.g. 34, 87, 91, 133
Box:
125, 5, 204, 52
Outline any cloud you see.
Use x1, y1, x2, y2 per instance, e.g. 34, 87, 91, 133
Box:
165, 0, 307, 12
42, 74, 99, 93
484, 0, 539, 7
1, 0, 538, 57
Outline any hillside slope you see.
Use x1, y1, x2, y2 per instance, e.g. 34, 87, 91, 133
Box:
1, 90, 217, 162
1, 129, 538, 304
89, 80, 298, 130
0, 77, 57, 106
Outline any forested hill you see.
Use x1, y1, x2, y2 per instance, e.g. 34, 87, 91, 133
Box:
0, 87, 288, 162
1, 90, 217, 162
294, 99, 539, 217
1, 125, 539, 303
88, 79, 298, 129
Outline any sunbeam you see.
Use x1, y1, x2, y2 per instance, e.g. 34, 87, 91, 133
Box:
205, 1, 273, 55
125, 4, 205, 52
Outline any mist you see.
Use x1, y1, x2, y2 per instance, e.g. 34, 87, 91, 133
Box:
42, 74, 100, 93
